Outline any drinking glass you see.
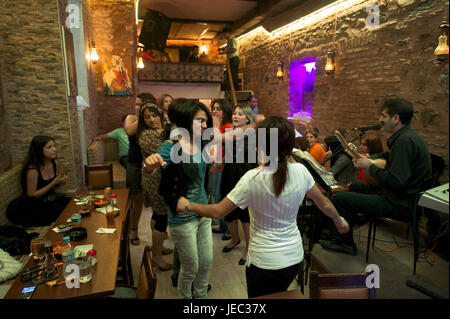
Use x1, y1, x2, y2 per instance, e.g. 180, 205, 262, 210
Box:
79, 260, 92, 283
30, 238, 45, 263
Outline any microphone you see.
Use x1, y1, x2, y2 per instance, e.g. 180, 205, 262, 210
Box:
352, 124, 382, 131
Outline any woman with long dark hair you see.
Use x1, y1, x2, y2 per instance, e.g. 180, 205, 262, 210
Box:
6, 136, 70, 227
157, 93, 173, 124
143, 99, 213, 299
175, 117, 349, 298
357, 132, 384, 182
138, 103, 173, 271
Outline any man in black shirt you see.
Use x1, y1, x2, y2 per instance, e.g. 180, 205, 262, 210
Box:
320, 98, 432, 255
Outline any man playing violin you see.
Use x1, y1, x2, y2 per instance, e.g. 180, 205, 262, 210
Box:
320, 98, 432, 256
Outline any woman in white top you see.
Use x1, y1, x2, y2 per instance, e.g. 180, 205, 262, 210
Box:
176, 116, 350, 298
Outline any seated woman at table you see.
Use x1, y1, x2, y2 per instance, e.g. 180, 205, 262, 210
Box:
6, 135, 70, 228
175, 117, 350, 298
137, 102, 173, 271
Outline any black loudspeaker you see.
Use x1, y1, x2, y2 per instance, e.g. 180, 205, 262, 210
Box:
225, 90, 253, 103
139, 9, 171, 51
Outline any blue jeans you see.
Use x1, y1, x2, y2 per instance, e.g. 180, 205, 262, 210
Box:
170, 217, 213, 299
208, 170, 228, 232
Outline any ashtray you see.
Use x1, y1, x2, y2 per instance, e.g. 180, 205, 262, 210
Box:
65, 227, 88, 241
92, 198, 107, 207
79, 209, 91, 217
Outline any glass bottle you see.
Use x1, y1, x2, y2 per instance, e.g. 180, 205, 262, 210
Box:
111, 193, 118, 216
61, 236, 74, 279
44, 240, 58, 282
44, 240, 57, 271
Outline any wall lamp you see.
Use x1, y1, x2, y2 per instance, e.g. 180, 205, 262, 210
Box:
87, 40, 99, 64
325, 49, 335, 74
276, 61, 284, 79
434, 19, 449, 61
137, 49, 145, 69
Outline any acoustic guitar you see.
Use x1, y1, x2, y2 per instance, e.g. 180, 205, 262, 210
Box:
334, 130, 386, 186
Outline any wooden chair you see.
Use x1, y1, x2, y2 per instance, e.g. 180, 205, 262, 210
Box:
84, 164, 113, 190
108, 246, 157, 299
309, 270, 376, 299
116, 200, 134, 287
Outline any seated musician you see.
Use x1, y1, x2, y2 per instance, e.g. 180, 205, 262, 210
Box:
356, 132, 384, 182
319, 98, 432, 256
323, 133, 358, 185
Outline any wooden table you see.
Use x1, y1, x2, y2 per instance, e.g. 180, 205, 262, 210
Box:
5, 188, 129, 299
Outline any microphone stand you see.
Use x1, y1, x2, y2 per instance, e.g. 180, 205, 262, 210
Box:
323, 130, 366, 164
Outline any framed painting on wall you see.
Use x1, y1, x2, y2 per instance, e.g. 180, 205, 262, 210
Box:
102, 55, 132, 96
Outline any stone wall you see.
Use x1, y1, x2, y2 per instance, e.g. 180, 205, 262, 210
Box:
239, 0, 449, 180
0, 68, 12, 174
89, 0, 137, 135
0, 0, 82, 191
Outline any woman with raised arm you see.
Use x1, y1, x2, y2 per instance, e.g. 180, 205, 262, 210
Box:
137, 102, 173, 271
219, 104, 258, 265
209, 99, 233, 237
143, 99, 213, 299
175, 117, 350, 298
6, 136, 70, 227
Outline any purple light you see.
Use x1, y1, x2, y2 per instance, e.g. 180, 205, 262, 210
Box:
304, 62, 316, 73
288, 58, 316, 120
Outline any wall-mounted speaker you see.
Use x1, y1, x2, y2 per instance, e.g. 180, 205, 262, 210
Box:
139, 9, 171, 51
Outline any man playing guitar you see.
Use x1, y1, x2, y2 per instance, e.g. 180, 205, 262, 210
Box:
319, 98, 432, 256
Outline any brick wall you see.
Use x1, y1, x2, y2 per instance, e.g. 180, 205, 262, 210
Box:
239, 0, 449, 181
88, 0, 137, 135
0, 0, 81, 191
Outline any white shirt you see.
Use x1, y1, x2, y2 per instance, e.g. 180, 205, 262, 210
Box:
226, 162, 315, 270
